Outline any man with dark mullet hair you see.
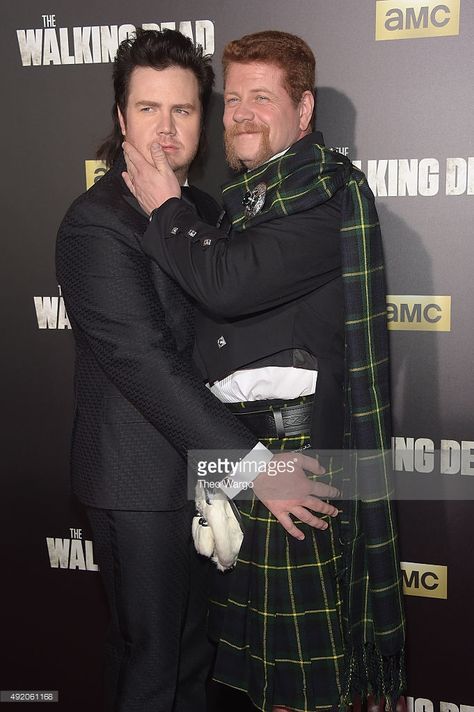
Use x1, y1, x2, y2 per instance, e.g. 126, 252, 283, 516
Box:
123, 29, 407, 712
96, 30, 214, 169
57, 29, 226, 712
57, 28, 336, 712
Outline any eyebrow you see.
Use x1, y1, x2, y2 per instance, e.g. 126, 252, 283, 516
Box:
134, 100, 197, 110
224, 88, 276, 97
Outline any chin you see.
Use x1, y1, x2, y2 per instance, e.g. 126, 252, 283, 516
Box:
240, 159, 259, 170
165, 157, 181, 172
244, 151, 273, 170
238, 154, 257, 165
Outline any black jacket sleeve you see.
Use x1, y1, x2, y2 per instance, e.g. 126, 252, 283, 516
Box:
141, 197, 341, 318
56, 200, 256, 459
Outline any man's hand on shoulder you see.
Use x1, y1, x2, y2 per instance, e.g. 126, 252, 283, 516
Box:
252, 452, 340, 540
122, 141, 181, 215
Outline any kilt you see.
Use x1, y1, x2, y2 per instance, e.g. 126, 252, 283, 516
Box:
208, 396, 345, 712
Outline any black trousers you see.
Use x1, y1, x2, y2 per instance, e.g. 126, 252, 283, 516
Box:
87, 504, 214, 712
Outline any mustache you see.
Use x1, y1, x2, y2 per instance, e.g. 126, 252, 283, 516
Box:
226, 122, 268, 138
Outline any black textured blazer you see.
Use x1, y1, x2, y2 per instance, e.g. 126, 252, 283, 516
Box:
56, 158, 255, 511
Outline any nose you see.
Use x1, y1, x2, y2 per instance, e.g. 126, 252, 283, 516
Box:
155, 111, 176, 136
232, 99, 254, 123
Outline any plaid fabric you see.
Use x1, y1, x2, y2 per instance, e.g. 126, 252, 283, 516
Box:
217, 134, 405, 707
210, 397, 345, 711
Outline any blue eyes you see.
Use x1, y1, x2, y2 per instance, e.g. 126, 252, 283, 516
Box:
225, 95, 269, 106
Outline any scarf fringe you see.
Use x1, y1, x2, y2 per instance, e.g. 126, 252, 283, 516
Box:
339, 643, 406, 711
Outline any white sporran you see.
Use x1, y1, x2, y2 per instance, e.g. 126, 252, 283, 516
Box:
191, 481, 244, 571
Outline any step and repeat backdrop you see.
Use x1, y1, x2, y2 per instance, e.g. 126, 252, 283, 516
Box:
2, 1, 473, 709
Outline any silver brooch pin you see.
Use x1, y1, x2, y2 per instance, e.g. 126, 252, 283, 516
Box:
242, 182, 267, 218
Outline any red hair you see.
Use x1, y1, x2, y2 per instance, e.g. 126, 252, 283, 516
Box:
222, 30, 315, 105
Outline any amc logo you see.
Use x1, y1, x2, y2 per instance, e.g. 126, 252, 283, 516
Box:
401, 562, 447, 599
85, 160, 108, 190
386, 295, 451, 331
376, 0, 461, 40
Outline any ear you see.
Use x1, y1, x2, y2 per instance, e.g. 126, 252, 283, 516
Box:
298, 90, 315, 133
117, 106, 126, 137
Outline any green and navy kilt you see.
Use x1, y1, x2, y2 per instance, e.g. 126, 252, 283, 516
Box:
208, 396, 346, 712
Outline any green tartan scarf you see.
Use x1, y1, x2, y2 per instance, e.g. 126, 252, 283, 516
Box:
221, 132, 406, 707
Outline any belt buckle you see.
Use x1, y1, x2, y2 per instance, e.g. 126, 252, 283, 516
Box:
272, 407, 285, 438
273, 401, 312, 438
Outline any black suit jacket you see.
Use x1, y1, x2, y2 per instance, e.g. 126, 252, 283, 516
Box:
56, 158, 255, 511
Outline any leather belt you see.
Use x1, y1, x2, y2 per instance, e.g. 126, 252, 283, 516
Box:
227, 400, 313, 439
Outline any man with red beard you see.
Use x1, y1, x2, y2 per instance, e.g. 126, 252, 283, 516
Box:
123, 30, 406, 712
